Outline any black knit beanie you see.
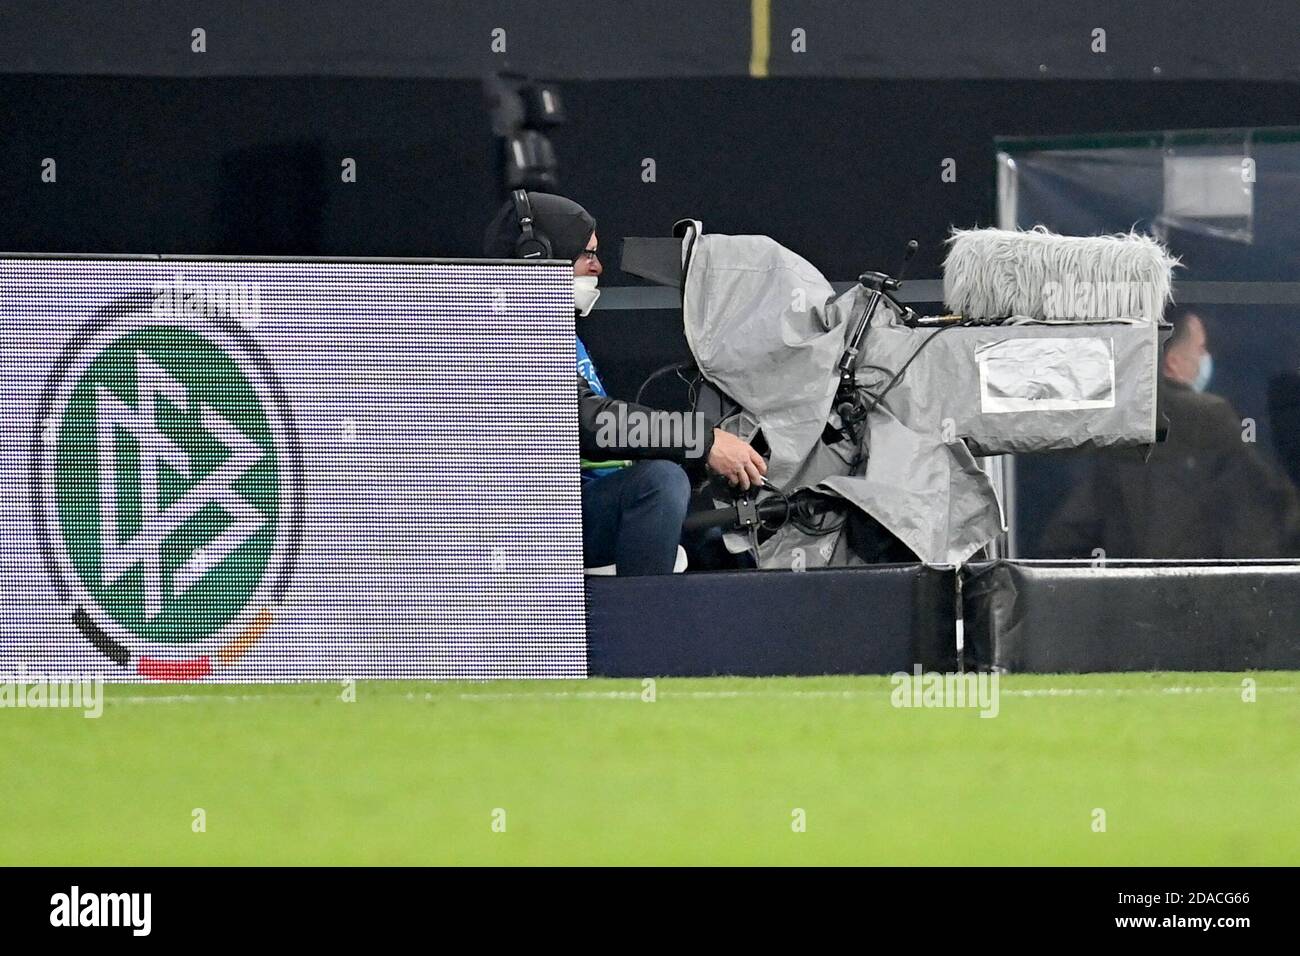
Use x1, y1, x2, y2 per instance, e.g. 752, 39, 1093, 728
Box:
482, 191, 597, 262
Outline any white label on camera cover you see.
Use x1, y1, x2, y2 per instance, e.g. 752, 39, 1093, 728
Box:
976, 337, 1116, 413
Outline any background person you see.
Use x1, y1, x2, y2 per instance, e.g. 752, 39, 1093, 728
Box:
1041, 309, 1300, 558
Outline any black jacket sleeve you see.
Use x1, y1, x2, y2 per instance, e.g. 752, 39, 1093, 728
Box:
577, 374, 715, 464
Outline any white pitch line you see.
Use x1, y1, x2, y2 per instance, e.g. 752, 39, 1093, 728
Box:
101, 684, 1298, 706
451, 686, 1299, 701
106, 693, 306, 705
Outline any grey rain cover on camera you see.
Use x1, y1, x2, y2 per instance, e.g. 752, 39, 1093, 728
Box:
679, 223, 1005, 567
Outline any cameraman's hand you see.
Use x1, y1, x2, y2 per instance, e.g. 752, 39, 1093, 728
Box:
708, 429, 768, 490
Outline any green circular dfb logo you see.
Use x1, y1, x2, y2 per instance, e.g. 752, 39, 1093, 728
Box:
35, 305, 303, 675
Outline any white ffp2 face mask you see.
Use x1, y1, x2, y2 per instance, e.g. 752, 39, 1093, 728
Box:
1191, 353, 1213, 392
574, 275, 601, 317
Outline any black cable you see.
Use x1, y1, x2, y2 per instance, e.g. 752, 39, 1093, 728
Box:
689, 320, 967, 541
859, 321, 967, 418
757, 480, 791, 531
758, 480, 839, 539
836, 320, 970, 475
791, 498, 846, 537
634, 361, 698, 405
676, 363, 700, 410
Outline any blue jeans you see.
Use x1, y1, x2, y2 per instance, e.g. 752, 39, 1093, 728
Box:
582, 460, 691, 575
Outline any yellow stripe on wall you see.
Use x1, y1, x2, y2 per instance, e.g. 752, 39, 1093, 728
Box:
750, 0, 771, 78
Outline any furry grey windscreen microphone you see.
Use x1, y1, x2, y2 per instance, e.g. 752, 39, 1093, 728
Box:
942, 226, 1180, 323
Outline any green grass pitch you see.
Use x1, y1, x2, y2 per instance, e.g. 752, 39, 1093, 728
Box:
2, 673, 1296, 865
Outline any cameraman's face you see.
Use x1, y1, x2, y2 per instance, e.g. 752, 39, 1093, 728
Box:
574, 233, 602, 277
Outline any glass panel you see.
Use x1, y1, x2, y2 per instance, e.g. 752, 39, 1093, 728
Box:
999, 128, 1300, 559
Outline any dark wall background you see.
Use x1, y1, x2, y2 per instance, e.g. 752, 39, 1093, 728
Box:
5, 73, 1300, 397
9, 75, 1300, 269
3, 1, 1295, 82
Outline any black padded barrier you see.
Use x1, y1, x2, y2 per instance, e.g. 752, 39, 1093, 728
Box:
585, 564, 953, 677
963, 559, 1300, 673
587, 559, 1300, 677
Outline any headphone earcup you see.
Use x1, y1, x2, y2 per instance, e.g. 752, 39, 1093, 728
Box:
515, 235, 552, 259
511, 190, 553, 259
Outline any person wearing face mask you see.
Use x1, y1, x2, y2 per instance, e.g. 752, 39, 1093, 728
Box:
1162, 308, 1215, 394
1041, 308, 1299, 558
483, 191, 767, 575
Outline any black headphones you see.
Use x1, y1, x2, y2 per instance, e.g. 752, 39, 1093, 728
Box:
511, 189, 552, 259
